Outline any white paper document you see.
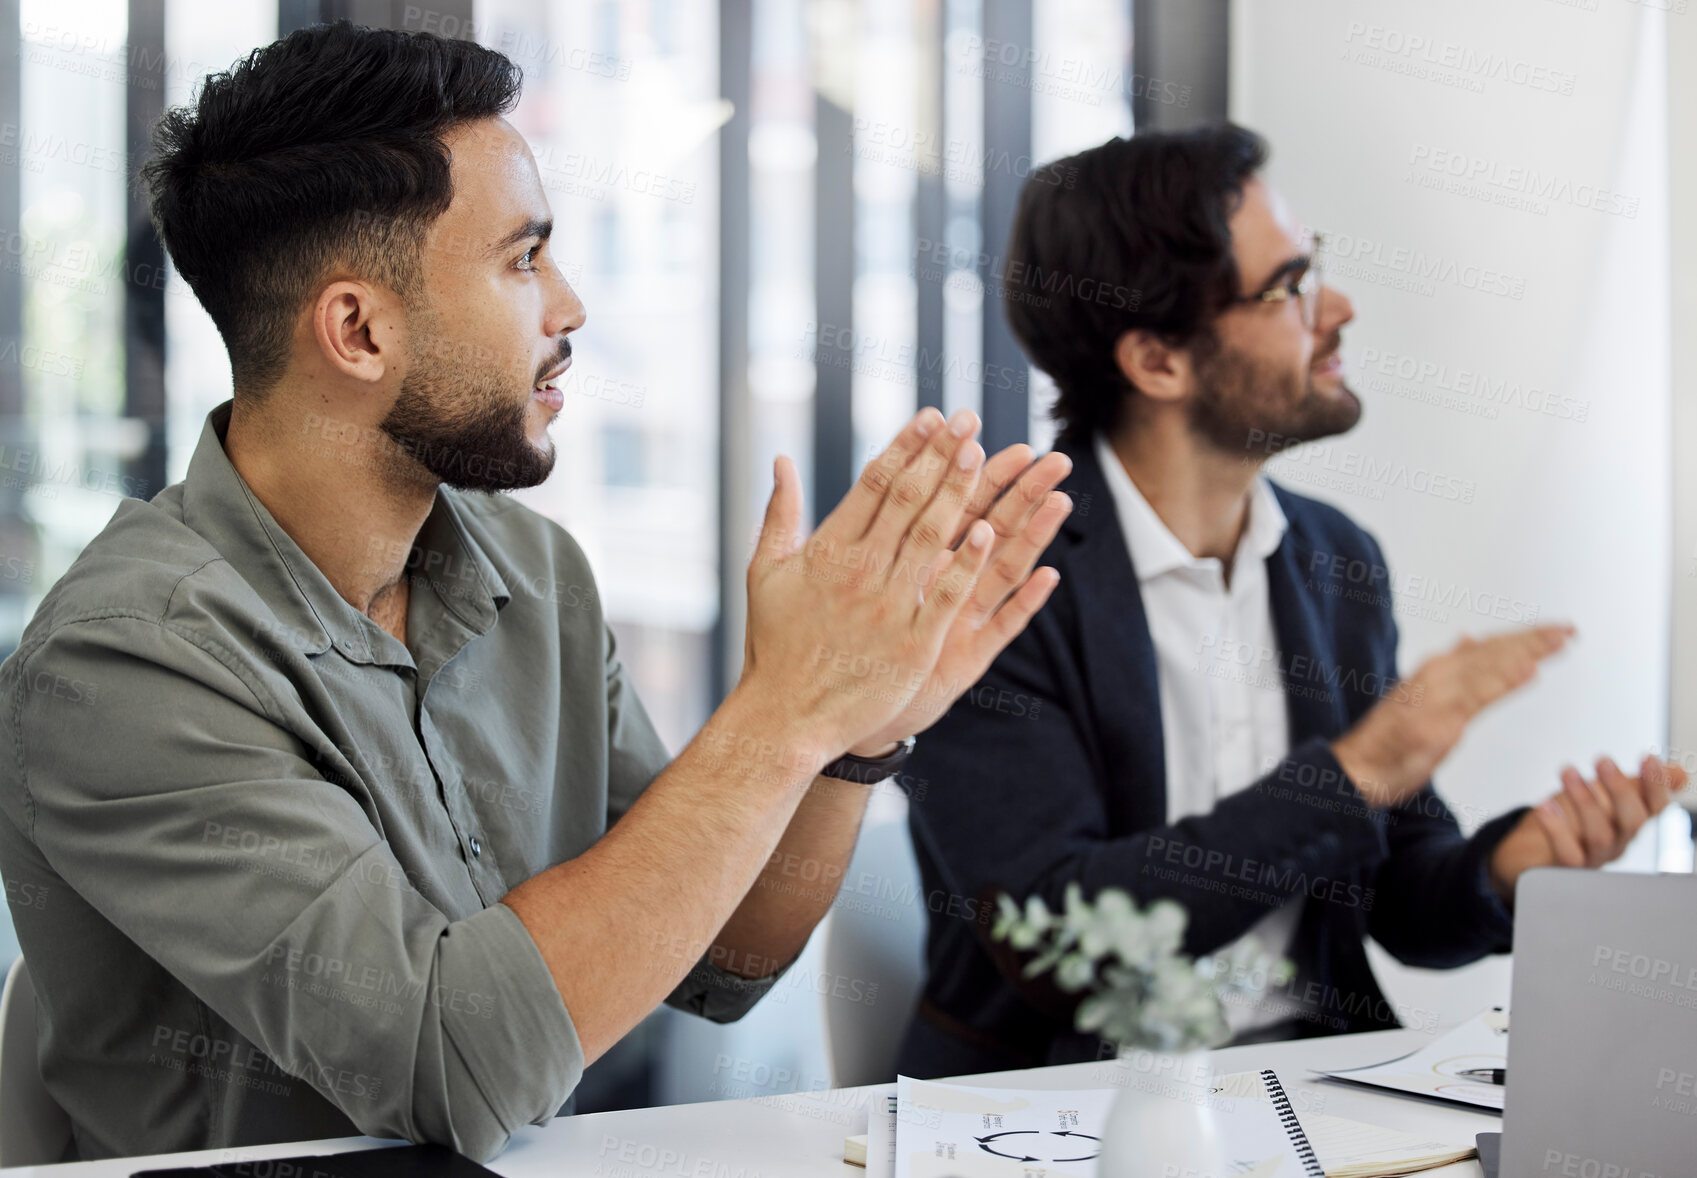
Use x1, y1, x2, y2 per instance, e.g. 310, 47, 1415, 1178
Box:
864, 1088, 896, 1178
891, 1072, 1308, 1178
893, 1076, 1117, 1178
1314, 1008, 1508, 1111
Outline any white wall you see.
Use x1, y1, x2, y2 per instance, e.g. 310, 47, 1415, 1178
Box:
1230, 0, 1675, 1029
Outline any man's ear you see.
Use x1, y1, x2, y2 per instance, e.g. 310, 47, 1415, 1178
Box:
309, 280, 394, 386
1112, 329, 1193, 407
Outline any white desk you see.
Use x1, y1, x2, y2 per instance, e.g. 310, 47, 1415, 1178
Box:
3, 1029, 1497, 1176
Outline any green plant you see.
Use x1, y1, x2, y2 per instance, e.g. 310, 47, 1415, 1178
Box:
993, 884, 1295, 1053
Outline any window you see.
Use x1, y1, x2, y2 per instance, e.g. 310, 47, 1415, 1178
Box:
163, 0, 279, 480
475, 0, 723, 750
8, 0, 134, 656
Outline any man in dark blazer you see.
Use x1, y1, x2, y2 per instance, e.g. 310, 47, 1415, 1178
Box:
897, 124, 1685, 1078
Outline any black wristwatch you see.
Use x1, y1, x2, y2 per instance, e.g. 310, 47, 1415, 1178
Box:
819, 735, 917, 784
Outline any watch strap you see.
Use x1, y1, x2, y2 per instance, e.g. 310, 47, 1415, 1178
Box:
819, 735, 916, 784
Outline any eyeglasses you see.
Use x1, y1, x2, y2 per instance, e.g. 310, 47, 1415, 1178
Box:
1231, 232, 1324, 330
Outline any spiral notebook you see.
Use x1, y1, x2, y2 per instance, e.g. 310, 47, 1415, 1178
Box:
1216, 1070, 1476, 1177
1228, 1070, 1327, 1178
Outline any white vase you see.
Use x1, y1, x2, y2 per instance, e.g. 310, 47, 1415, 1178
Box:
1094, 1049, 1231, 1177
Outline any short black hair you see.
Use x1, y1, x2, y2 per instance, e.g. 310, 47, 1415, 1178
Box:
1003, 123, 1268, 442
142, 22, 522, 397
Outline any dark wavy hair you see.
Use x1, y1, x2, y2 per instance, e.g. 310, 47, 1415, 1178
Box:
142, 22, 523, 397
1003, 123, 1269, 443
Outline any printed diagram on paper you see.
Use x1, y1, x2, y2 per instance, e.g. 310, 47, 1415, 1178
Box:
1315, 1008, 1509, 1111
893, 1077, 1116, 1178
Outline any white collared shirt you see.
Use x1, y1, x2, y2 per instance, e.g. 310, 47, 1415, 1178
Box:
1094, 434, 1302, 1035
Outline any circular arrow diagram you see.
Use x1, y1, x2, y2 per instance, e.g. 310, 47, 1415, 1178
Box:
975, 1130, 1100, 1163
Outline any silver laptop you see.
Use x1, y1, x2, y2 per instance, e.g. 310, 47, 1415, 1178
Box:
1500, 868, 1697, 1177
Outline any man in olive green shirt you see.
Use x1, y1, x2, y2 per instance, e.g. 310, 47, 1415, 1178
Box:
0, 24, 1076, 1162
1, 403, 698, 1156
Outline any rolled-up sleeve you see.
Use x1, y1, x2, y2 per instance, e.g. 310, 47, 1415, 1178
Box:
664, 954, 787, 1023
7, 614, 579, 1162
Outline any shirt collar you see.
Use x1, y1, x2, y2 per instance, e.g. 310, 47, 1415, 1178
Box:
1092, 432, 1289, 583
180, 401, 510, 661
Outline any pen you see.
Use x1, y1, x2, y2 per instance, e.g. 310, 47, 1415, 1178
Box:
1457, 1068, 1506, 1085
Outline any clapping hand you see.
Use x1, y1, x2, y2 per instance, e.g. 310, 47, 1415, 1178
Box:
740, 408, 1073, 766
1332, 625, 1574, 808
1488, 756, 1689, 900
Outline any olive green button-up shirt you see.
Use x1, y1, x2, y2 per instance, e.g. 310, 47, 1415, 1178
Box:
0, 402, 776, 1163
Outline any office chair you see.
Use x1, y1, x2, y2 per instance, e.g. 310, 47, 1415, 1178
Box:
820, 806, 928, 1088
0, 957, 74, 1166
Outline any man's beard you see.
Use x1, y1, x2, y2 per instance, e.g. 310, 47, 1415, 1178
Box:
378, 318, 558, 494
1187, 328, 1362, 459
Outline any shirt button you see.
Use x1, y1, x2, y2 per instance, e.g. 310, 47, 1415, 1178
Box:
469, 836, 482, 859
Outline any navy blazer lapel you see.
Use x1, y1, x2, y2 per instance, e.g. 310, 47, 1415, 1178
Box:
1264, 491, 1350, 743
1054, 439, 1168, 827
